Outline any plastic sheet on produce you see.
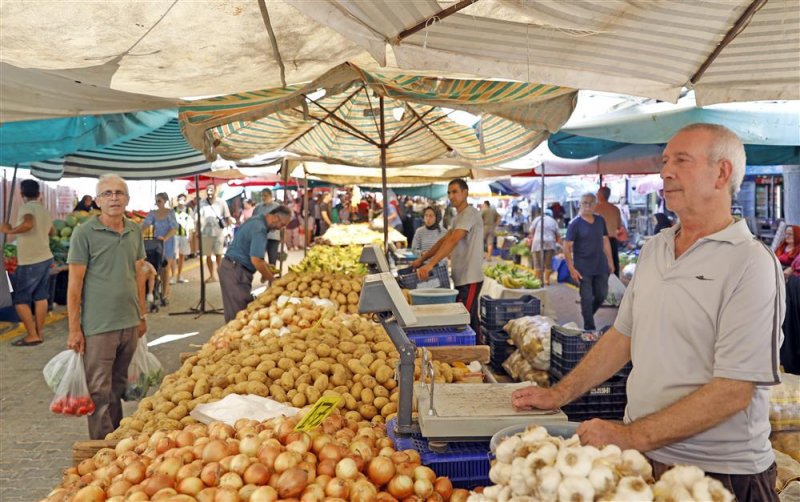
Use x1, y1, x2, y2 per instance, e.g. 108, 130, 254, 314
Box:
190, 394, 300, 426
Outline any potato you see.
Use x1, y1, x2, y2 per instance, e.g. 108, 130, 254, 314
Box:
313, 374, 329, 391
373, 397, 389, 410
315, 343, 332, 358
248, 371, 268, 383
305, 386, 321, 404
246, 381, 269, 396
360, 388, 375, 404
331, 371, 348, 387
360, 375, 377, 389
347, 360, 369, 375
241, 354, 260, 367
167, 404, 188, 420
171, 391, 193, 405
358, 404, 378, 420
350, 381, 363, 399
291, 393, 307, 407
279, 372, 295, 390
310, 360, 331, 373
277, 358, 294, 370
270, 385, 287, 403
268, 368, 284, 380
374, 365, 393, 384
380, 402, 398, 417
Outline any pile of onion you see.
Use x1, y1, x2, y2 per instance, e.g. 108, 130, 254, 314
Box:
42, 413, 469, 502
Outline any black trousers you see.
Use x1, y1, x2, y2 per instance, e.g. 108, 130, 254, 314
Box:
781, 275, 800, 374
609, 237, 620, 277
579, 274, 608, 330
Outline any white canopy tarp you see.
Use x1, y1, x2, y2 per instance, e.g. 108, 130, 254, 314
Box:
287, 0, 800, 106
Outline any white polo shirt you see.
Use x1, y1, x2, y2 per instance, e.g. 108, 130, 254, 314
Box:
614, 219, 784, 475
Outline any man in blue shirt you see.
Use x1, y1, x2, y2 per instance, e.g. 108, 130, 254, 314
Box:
219, 205, 291, 321
565, 193, 614, 330
252, 188, 282, 265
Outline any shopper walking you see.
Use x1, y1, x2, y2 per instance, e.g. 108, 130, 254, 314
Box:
66, 174, 146, 439
529, 208, 560, 286
141, 192, 178, 303
0, 179, 54, 346
318, 192, 333, 236
219, 206, 291, 321
172, 194, 193, 283
513, 124, 784, 502
198, 183, 232, 282
412, 179, 484, 337
564, 193, 614, 330
595, 186, 624, 276
481, 201, 500, 260
253, 188, 282, 266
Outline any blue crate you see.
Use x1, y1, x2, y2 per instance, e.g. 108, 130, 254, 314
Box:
550, 325, 631, 379
387, 418, 491, 489
406, 325, 476, 347
479, 295, 541, 331
397, 263, 450, 290
549, 372, 628, 421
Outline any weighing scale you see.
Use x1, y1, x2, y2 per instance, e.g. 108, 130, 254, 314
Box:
359, 244, 391, 274
358, 272, 566, 441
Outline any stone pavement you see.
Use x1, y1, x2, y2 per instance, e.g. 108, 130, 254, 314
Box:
0, 250, 615, 500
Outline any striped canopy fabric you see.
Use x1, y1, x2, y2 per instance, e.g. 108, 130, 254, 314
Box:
28, 119, 211, 181
287, 0, 800, 106
179, 63, 577, 169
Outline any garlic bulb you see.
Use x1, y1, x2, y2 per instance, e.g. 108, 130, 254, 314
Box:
653, 479, 695, 502
496, 435, 522, 464
526, 442, 558, 468
660, 464, 705, 489
535, 466, 561, 502
619, 449, 653, 480
612, 476, 654, 501
557, 476, 595, 502
691, 477, 734, 502
520, 426, 549, 445
555, 447, 593, 478
588, 464, 617, 495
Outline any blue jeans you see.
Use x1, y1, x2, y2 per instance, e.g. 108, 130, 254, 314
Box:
579, 274, 608, 330
11, 258, 53, 305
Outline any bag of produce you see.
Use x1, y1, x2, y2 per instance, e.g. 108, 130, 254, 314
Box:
43, 349, 74, 392
504, 315, 555, 371
123, 335, 164, 401
49, 350, 95, 416
606, 273, 627, 306
770, 372, 800, 432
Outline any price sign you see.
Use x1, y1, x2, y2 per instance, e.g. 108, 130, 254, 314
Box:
294, 395, 342, 432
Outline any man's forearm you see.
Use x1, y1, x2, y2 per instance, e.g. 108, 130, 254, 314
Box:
553, 328, 631, 405
251, 257, 272, 279
420, 237, 445, 262
629, 378, 754, 452
564, 242, 575, 268
67, 281, 83, 329
137, 265, 146, 317
603, 238, 613, 262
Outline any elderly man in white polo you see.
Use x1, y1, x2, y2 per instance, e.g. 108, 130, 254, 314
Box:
511, 123, 785, 502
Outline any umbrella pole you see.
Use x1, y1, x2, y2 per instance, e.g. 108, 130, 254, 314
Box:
279, 159, 288, 275
303, 171, 309, 257
379, 96, 389, 254
171, 174, 223, 317
2, 164, 19, 249
540, 163, 545, 286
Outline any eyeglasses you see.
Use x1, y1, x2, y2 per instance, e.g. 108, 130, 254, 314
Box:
98, 190, 129, 199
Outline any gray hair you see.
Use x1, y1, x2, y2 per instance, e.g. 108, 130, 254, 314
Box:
676, 123, 746, 196
580, 192, 597, 203
96, 174, 129, 196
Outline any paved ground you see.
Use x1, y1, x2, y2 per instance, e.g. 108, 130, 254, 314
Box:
0, 250, 616, 501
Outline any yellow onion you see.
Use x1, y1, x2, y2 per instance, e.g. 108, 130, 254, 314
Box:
176, 476, 204, 496
387, 474, 414, 499
367, 456, 395, 486
250, 485, 279, 502
277, 466, 309, 498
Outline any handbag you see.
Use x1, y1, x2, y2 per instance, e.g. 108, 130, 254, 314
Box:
208, 201, 226, 229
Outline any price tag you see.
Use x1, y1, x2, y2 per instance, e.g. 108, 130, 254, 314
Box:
294, 395, 342, 432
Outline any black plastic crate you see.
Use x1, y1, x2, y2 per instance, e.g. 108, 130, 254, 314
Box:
397, 263, 450, 290
486, 329, 514, 372
479, 295, 541, 331
550, 325, 632, 380
550, 372, 628, 421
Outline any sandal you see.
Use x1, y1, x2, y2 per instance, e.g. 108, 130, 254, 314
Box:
12, 338, 43, 346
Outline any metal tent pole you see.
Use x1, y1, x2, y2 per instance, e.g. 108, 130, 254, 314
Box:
278, 159, 289, 275
303, 170, 309, 257
539, 163, 546, 285
2, 165, 19, 249
379, 96, 389, 253
171, 174, 222, 317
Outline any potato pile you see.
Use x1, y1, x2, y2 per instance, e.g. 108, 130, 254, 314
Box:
109, 315, 401, 440
259, 272, 364, 313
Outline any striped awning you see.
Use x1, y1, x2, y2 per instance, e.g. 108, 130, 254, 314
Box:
287, 0, 800, 106
179, 63, 577, 169
28, 119, 211, 181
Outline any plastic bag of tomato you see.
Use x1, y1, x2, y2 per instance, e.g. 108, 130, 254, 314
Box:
47, 350, 96, 417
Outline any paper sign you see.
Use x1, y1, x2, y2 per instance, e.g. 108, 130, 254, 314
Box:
294, 395, 342, 431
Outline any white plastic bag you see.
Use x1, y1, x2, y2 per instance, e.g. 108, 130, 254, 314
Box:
43, 350, 73, 392
123, 335, 164, 401
49, 350, 95, 417
190, 394, 300, 426
606, 274, 627, 306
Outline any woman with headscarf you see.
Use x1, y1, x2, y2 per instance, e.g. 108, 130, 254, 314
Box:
411, 206, 445, 258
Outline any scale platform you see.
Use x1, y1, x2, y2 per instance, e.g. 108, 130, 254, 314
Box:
415, 382, 567, 442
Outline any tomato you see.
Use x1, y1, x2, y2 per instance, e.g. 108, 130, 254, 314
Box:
50, 402, 63, 414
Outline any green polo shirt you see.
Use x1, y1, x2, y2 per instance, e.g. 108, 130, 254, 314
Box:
67, 216, 145, 336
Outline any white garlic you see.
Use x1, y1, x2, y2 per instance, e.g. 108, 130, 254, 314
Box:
483, 484, 504, 500
613, 475, 654, 501
660, 464, 705, 489
526, 441, 558, 468
588, 464, 617, 494
535, 466, 562, 502
619, 449, 653, 480
509, 457, 529, 496
557, 476, 595, 502
489, 462, 513, 485
520, 426, 549, 444
653, 479, 696, 502
497, 485, 512, 502
691, 477, 734, 502
496, 435, 522, 464
599, 444, 622, 461
562, 433, 582, 448
555, 447, 593, 478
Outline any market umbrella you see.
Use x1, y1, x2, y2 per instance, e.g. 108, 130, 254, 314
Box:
180, 62, 577, 247
289, 0, 800, 106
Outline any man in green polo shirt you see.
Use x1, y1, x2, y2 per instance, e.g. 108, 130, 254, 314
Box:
67, 174, 147, 439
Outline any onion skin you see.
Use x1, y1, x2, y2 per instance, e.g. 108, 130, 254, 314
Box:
450, 488, 469, 502
413, 466, 436, 483
243, 462, 272, 485
250, 485, 279, 502
387, 474, 414, 499
367, 456, 396, 486
277, 466, 309, 498
325, 477, 350, 499
176, 476, 204, 495
142, 473, 175, 496
433, 477, 453, 500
